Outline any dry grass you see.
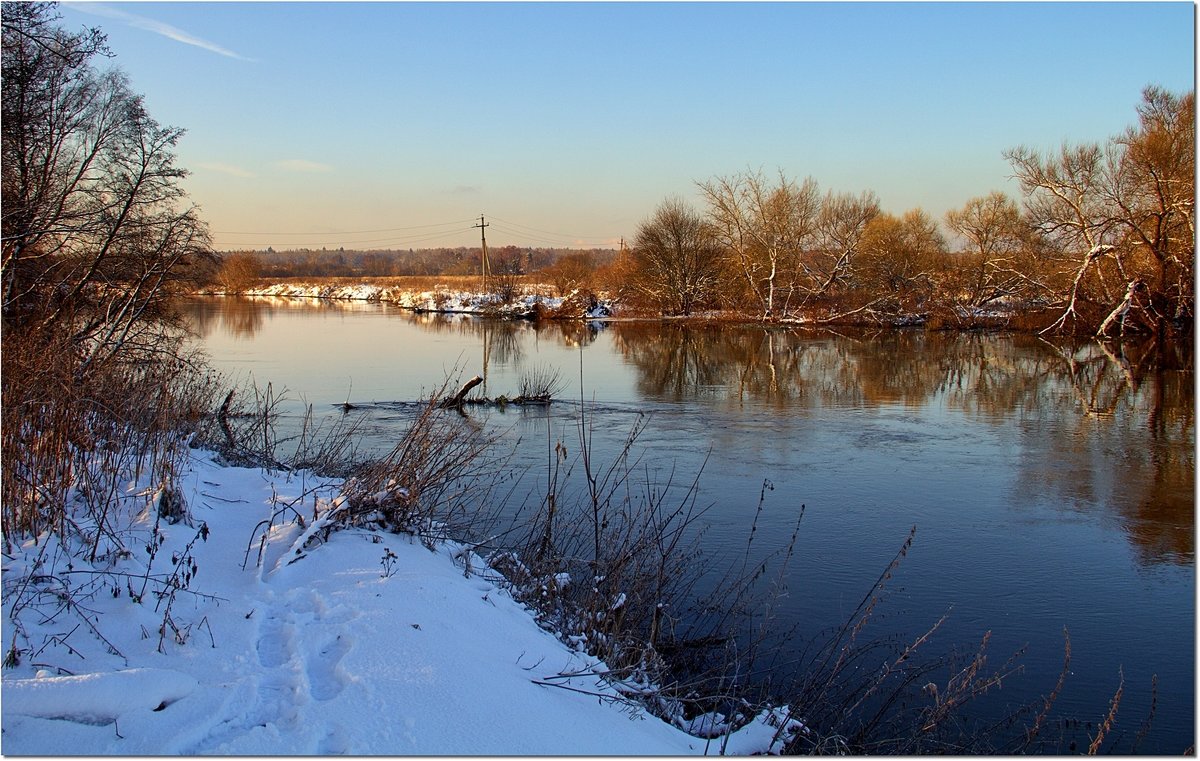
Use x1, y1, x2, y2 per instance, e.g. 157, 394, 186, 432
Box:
1, 324, 222, 550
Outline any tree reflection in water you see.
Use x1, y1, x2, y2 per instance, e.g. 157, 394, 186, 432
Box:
606, 322, 1193, 566
179, 295, 1192, 567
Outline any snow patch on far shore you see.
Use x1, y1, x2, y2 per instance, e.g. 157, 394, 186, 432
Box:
200, 282, 615, 319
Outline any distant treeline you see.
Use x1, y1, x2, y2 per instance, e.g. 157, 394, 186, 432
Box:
214, 86, 1194, 340
231, 246, 618, 279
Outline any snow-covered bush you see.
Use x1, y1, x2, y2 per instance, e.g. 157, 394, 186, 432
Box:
310, 379, 501, 546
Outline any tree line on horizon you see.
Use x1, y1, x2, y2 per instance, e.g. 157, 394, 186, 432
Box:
222, 245, 618, 280
218, 86, 1194, 340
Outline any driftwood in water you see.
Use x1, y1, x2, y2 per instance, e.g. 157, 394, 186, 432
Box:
462, 393, 553, 407
438, 375, 484, 409
436, 371, 559, 411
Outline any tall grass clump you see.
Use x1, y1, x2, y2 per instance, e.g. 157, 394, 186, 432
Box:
332, 382, 505, 544
1, 324, 222, 553
198, 380, 368, 476
469, 399, 811, 747
244, 378, 511, 569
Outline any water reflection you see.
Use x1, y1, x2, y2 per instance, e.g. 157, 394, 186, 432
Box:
178, 295, 1193, 749
179, 298, 1193, 567
604, 323, 1194, 566
184, 295, 605, 353
182, 295, 269, 338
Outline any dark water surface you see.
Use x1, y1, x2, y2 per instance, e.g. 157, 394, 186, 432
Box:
181, 296, 1195, 753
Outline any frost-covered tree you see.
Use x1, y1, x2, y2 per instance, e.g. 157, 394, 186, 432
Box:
698, 169, 820, 318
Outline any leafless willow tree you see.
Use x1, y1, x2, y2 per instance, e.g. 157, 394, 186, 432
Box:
1005, 86, 1194, 336
629, 198, 724, 316
2, 2, 214, 370
854, 208, 947, 313
697, 169, 820, 318
944, 191, 1042, 308
813, 189, 881, 301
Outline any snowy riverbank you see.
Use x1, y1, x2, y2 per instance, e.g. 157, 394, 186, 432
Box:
2, 447, 798, 754
202, 282, 615, 320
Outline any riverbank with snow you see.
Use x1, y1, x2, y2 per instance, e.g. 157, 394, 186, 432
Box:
202, 281, 615, 320
1, 448, 799, 755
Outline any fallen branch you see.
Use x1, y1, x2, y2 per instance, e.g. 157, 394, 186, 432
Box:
438, 376, 484, 409
813, 297, 888, 325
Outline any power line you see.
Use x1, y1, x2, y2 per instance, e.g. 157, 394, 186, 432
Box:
221, 228, 475, 250
487, 221, 616, 247
486, 214, 603, 242
213, 214, 622, 249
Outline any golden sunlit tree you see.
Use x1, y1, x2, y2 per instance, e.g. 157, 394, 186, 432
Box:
698, 169, 821, 318
629, 198, 724, 316
854, 208, 947, 313
944, 191, 1042, 308
1005, 86, 1194, 337
812, 189, 881, 303
216, 251, 263, 294
541, 251, 596, 297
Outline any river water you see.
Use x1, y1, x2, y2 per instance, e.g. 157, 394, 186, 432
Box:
180, 296, 1194, 753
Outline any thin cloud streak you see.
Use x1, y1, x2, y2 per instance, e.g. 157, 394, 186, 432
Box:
276, 159, 334, 173
65, 3, 254, 61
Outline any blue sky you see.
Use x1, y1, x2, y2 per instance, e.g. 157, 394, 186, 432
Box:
59, 1, 1195, 251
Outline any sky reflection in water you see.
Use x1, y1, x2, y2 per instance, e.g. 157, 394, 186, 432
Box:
182, 296, 1194, 752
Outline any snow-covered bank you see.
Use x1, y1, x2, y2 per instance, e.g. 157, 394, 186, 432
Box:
202, 282, 615, 320
2, 449, 796, 755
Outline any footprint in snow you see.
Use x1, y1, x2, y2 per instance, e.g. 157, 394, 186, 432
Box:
306, 634, 351, 702
255, 615, 294, 669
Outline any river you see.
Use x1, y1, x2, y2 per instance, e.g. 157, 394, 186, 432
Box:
180, 295, 1194, 753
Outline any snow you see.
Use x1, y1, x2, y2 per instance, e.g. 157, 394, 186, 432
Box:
201, 281, 616, 320
3, 669, 198, 724
2, 449, 798, 754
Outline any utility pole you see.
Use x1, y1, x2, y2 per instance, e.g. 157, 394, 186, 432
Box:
473, 214, 490, 290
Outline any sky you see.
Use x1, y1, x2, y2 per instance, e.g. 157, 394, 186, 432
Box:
56, 1, 1196, 251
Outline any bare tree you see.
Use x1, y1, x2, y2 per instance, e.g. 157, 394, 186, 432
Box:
854, 209, 947, 312
944, 191, 1035, 307
629, 198, 724, 316
2, 2, 213, 370
216, 251, 263, 294
812, 189, 880, 299
1102, 87, 1195, 333
2, 3, 219, 541
1004, 143, 1117, 332
698, 169, 820, 318
1004, 87, 1194, 336
541, 251, 595, 296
